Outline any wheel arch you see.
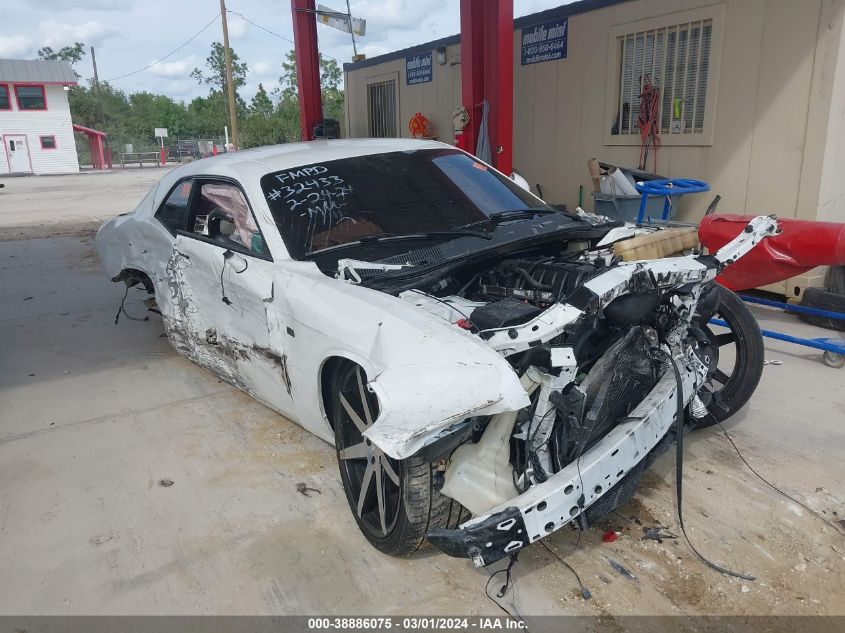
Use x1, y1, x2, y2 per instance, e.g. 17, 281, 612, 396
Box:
319, 355, 369, 432
113, 267, 155, 295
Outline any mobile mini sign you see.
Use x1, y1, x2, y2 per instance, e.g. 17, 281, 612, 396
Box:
406, 51, 433, 85
521, 18, 568, 65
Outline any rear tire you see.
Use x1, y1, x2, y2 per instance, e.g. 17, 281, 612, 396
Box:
798, 287, 845, 332
695, 287, 764, 428
826, 266, 845, 296
330, 362, 468, 555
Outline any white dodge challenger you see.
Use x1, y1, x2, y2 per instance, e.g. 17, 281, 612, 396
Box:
97, 139, 776, 565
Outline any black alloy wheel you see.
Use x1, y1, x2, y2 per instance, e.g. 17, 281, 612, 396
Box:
334, 365, 402, 540
694, 286, 764, 428
330, 362, 470, 555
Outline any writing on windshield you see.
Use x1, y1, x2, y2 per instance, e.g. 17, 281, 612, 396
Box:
260, 148, 550, 259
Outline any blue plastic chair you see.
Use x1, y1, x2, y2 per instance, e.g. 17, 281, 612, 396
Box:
635, 178, 710, 224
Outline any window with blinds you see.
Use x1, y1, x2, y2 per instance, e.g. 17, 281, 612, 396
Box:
367, 80, 398, 138
613, 20, 713, 136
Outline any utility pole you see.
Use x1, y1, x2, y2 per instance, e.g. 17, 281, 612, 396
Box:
90, 46, 103, 126
219, 0, 239, 149
90, 46, 110, 167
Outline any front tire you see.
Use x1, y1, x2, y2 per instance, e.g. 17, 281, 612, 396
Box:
695, 287, 764, 428
330, 362, 467, 555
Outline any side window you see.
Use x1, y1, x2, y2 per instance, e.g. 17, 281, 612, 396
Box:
155, 180, 192, 233
189, 181, 268, 257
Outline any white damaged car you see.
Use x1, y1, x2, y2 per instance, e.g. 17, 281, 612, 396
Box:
97, 139, 776, 565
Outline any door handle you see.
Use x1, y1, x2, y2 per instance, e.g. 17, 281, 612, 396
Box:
223, 249, 248, 273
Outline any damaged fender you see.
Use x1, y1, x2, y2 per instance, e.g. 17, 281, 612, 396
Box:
363, 362, 529, 460
272, 263, 531, 457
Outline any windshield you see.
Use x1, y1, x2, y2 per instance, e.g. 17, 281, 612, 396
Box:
260, 148, 554, 260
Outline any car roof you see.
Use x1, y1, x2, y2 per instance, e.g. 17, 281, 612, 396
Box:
171, 138, 451, 180
148, 138, 459, 231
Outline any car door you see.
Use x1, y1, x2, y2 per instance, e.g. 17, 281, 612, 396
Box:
165, 177, 296, 419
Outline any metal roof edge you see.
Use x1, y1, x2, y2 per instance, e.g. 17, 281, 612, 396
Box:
343, 34, 460, 73
342, 0, 630, 73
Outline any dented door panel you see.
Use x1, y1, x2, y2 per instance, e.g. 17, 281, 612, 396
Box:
168, 235, 295, 417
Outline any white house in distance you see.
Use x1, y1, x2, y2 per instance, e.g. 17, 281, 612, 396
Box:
0, 59, 80, 175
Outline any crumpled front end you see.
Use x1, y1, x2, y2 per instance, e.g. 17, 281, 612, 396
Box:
361, 215, 777, 565
427, 339, 703, 566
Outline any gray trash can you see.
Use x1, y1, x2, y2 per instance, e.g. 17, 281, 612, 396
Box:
592, 192, 673, 223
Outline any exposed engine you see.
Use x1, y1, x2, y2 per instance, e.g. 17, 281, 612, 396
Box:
476, 258, 600, 306
468, 256, 669, 493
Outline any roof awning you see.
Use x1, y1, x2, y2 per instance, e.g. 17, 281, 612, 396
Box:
72, 123, 107, 137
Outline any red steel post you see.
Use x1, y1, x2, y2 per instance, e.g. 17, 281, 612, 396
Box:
460, 0, 485, 156
490, 0, 513, 175
459, 0, 513, 174
292, 0, 324, 140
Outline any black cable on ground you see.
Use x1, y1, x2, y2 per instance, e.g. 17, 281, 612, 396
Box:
714, 417, 844, 535
483, 553, 524, 624
539, 540, 592, 600
657, 347, 756, 581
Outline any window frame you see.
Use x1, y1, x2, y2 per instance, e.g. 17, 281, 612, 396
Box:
159, 176, 274, 262
154, 177, 194, 235
603, 4, 725, 147
365, 71, 400, 138
40, 135, 57, 150
14, 84, 48, 111
0, 84, 11, 111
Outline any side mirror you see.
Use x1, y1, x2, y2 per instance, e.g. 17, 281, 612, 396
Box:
219, 218, 236, 237
208, 209, 236, 240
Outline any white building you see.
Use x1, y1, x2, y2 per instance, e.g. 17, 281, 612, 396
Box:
0, 59, 80, 175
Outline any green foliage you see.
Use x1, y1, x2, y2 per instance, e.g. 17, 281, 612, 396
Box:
62, 42, 345, 156
38, 42, 87, 77
191, 42, 248, 93
274, 50, 345, 142
249, 83, 274, 117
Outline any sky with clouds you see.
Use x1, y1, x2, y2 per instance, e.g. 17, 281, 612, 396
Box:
2, 0, 572, 103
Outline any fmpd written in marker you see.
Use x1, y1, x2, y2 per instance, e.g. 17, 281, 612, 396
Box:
275, 165, 329, 184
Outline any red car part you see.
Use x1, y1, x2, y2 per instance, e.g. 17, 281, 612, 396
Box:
698, 214, 845, 291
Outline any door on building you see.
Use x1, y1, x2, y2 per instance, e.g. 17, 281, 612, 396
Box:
6, 136, 32, 174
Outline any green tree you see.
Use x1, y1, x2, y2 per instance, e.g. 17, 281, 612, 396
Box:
38, 42, 86, 77
278, 50, 342, 98
191, 42, 249, 139
276, 50, 345, 140
127, 92, 188, 139
185, 94, 228, 138
249, 83, 274, 117
191, 42, 247, 99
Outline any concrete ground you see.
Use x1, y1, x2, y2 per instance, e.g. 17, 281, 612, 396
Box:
0, 171, 843, 618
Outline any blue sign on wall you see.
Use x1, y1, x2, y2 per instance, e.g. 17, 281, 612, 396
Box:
406, 52, 433, 85
521, 18, 568, 65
